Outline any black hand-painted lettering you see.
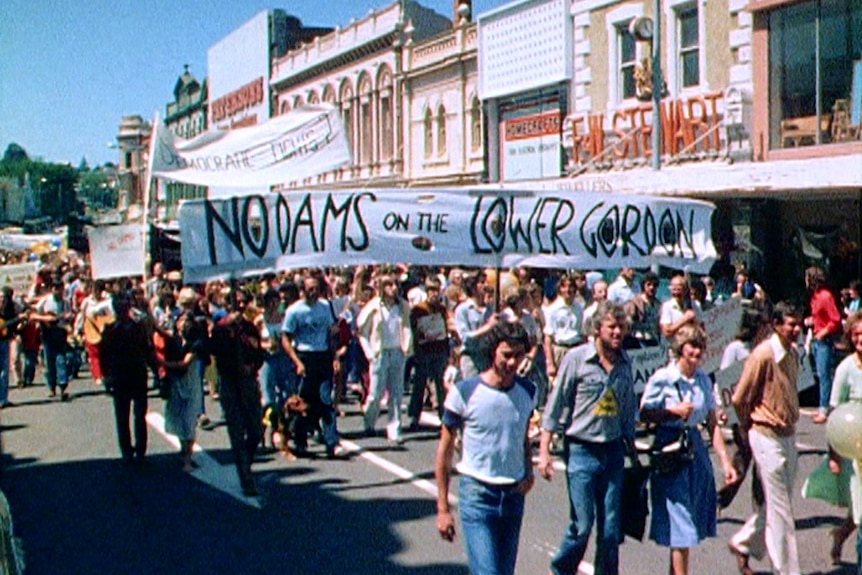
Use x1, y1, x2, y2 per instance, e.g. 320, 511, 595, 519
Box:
241, 195, 269, 259
290, 194, 320, 253
276, 193, 292, 254
620, 205, 645, 257
205, 198, 243, 265
347, 192, 373, 251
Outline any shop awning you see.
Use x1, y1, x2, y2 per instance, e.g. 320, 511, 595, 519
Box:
480, 152, 862, 200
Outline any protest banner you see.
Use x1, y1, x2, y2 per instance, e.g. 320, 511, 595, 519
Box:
0, 263, 38, 296
87, 224, 145, 280
0, 233, 63, 253
150, 104, 351, 189
629, 344, 670, 395
178, 188, 716, 283
715, 361, 744, 425
699, 298, 744, 374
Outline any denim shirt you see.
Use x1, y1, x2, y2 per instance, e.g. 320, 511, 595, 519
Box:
541, 342, 636, 442
640, 363, 714, 431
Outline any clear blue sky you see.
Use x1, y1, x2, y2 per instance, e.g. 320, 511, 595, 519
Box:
0, 0, 507, 168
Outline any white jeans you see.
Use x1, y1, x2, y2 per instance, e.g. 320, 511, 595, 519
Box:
744, 428, 800, 575
363, 349, 406, 440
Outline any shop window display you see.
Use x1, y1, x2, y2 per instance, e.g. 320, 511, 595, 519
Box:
770, 0, 862, 149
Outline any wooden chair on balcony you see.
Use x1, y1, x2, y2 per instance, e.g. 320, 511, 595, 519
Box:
780, 113, 832, 147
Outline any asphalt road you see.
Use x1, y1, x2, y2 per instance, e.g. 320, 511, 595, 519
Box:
0, 370, 857, 575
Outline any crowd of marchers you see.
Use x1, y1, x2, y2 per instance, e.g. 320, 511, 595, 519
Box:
1, 255, 860, 575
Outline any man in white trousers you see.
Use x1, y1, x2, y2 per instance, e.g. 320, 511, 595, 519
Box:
731, 302, 803, 575
357, 273, 413, 445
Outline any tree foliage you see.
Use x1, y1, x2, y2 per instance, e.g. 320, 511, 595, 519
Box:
0, 143, 83, 223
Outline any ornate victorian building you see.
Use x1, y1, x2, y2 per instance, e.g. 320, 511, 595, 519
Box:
162, 66, 208, 221
269, 0, 452, 189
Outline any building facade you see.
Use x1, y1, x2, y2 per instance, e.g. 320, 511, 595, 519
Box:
162, 66, 208, 222
114, 115, 151, 218
477, 0, 574, 184
401, 10, 483, 186
270, 0, 452, 189
473, 0, 861, 300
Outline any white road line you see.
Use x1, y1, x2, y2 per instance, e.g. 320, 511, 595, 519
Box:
146, 412, 262, 509
337, 438, 456, 504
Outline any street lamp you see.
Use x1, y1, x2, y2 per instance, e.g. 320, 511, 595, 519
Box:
630, 5, 664, 171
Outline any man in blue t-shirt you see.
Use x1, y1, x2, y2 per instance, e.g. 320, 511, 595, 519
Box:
435, 321, 537, 575
281, 273, 340, 458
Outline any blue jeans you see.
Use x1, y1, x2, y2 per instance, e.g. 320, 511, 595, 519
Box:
551, 439, 624, 575
42, 334, 68, 392
22, 350, 38, 386
459, 475, 525, 575
813, 337, 837, 412
260, 349, 297, 407
0, 339, 9, 404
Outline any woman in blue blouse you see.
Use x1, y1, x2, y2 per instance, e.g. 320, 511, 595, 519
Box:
640, 325, 737, 575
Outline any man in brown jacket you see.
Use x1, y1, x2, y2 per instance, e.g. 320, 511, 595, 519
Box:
730, 302, 802, 575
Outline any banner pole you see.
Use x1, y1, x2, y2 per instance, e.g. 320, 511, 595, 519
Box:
142, 111, 159, 282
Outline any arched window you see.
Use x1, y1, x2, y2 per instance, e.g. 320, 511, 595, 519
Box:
322, 85, 336, 104
377, 67, 394, 162
340, 82, 355, 165
307, 90, 320, 104
436, 105, 447, 157
470, 96, 482, 152
423, 108, 433, 159
280, 100, 291, 115
358, 76, 373, 164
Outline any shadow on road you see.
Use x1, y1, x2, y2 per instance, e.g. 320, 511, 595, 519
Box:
0, 443, 467, 575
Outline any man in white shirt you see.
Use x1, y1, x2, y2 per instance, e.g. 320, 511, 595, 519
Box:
659, 274, 702, 344
582, 279, 609, 328
607, 267, 640, 305
543, 273, 585, 382
357, 273, 413, 444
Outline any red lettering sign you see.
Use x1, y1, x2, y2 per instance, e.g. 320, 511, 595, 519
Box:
568, 91, 724, 167
211, 78, 265, 122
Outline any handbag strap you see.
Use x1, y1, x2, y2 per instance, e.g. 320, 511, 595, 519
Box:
673, 380, 693, 435
674, 380, 685, 402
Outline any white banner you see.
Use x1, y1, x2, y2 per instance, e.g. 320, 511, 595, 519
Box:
699, 298, 744, 374
87, 224, 146, 280
715, 361, 744, 425
0, 263, 38, 296
629, 299, 743, 394
0, 233, 63, 253
150, 104, 351, 188
178, 188, 716, 283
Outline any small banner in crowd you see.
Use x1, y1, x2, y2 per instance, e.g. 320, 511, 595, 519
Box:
150, 104, 351, 189
87, 224, 145, 280
0, 263, 38, 296
178, 188, 716, 283
628, 299, 743, 394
